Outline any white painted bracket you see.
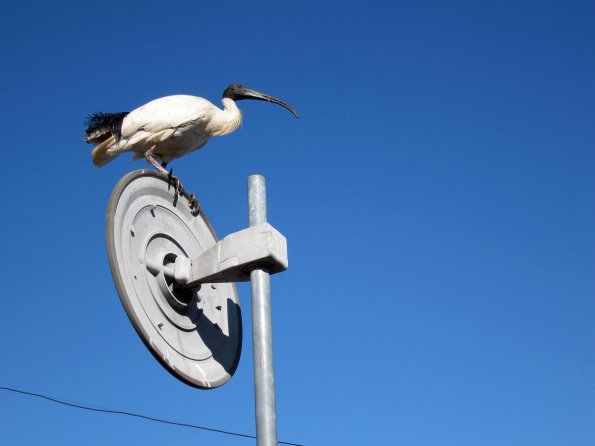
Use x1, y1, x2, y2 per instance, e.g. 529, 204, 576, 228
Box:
184, 223, 288, 286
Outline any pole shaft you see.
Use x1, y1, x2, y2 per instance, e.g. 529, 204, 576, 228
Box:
248, 175, 277, 446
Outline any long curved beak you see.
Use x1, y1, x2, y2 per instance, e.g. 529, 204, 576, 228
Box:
238, 87, 299, 118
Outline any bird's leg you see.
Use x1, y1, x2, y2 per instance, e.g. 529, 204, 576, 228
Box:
145, 144, 169, 175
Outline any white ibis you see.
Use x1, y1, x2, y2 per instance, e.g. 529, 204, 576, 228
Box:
85, 84, 298, 174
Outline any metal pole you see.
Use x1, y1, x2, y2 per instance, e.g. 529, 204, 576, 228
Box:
248, 175, 277, 446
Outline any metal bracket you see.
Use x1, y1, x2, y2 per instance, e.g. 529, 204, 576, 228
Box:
147, 223, 288, 287
188, 222, 287, 284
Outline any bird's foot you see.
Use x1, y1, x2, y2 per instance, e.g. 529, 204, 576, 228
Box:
187, 193, 200, 214
166, 169, 200, 214
167, 168, 182, 204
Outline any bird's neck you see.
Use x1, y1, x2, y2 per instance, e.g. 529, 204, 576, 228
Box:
210, 97, 243, 136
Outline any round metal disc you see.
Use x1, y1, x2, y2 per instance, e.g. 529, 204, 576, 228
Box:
106, 170, 242, 389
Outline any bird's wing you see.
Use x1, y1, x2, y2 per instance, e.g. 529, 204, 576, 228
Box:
120, 95, 214, 141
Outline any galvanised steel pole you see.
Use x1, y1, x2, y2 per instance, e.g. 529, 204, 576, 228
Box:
247, 175, 277, 446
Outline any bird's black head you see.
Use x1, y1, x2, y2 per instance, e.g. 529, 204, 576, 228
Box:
222, 83, 247, 101
222, 83, 299, 118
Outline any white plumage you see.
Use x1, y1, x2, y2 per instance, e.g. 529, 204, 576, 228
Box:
85, 84, 297, 174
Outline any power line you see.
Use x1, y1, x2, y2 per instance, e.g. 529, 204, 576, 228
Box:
0, 385, 303, 446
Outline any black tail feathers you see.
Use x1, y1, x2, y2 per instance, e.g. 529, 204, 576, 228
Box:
84, 111, 129, 144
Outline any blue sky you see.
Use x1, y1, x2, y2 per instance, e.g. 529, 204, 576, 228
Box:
0, 1, 593, 445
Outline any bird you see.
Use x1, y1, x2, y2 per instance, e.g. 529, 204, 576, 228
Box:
84, 83, 298, 174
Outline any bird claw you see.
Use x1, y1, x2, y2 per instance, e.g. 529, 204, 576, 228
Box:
167, 168, 178, 188
166, 168, 200, 214
167, 168, 182, 204
188, 193, 201, 214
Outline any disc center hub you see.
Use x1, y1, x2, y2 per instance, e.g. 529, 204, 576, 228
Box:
145, 251, 196, 313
